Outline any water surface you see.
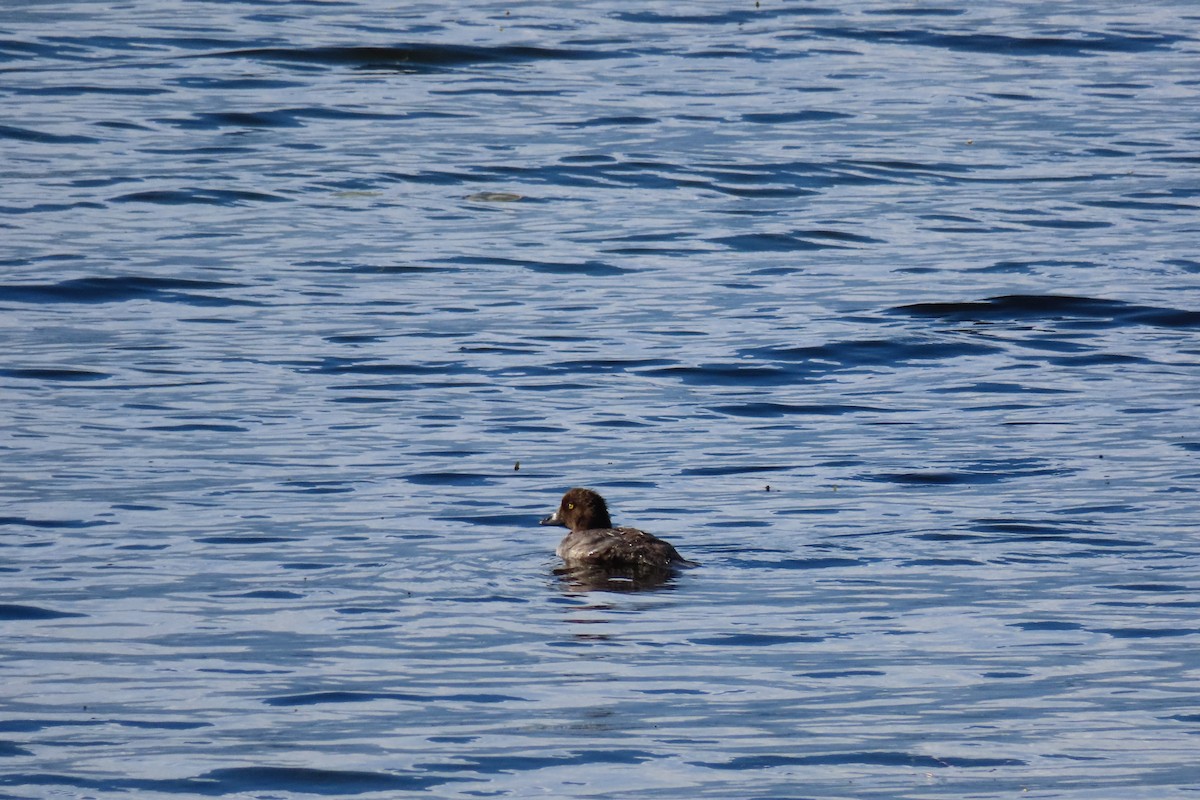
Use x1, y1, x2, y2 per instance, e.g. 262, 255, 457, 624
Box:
3, 1, 1200, 797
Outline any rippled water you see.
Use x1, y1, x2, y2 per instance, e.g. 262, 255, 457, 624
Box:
3, 1, 1200, 797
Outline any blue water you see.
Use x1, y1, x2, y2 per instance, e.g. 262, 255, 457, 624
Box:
3, 2, 1200, 797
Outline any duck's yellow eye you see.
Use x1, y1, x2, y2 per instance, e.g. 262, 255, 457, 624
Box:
567, 503, 574, 509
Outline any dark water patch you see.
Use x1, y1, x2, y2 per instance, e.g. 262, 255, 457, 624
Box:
441, 513, 537, 527
279, 480, 353, 494
698, 750, 1024, 769
435, 595, 527, 605
1105, 583, 1190, 593
640, 364, 796, 386
700, 181, 819, 199
1045, 352, 1150, 367
985, 92, 1040, 101
0, 201, 106, 215
116, 719, 212, 730
972, 520, 1068, 537
418, 748, 657, 775
842, 158, 977, 182
0, 37, 94, 62
160, 106, 410, 130
740, 339, 1002, 371
0, 276, 253, 306
0, 720, 85, 733
208, 44, 618, 72
1022, 218, 1111, 230
266, 690, 519, 707
932, 381, 1071, 395
292, 357, 465, 376
280, 562, 334, 571
584, 418, 651, 428
1102, 600, 1200, 610
541, 357, 670, 375
1011, 621, 1084, 632
568, 115, 658, 128
113, 188, 289, 205
801, 27, 1183, 57
1167, 714, 1200, 724
903, 557, 982, 567
507, 381, 593, 392
894, 294, 1200, 330
196, 536, 300, 545
691, 633, 823, 647
1052, 503, 1142, 516
39, 33, 250, 53
968, 520, 1144, 549
0, 767, 455, 794
0, 252, 87, 265
0, 716, 203, 733
0, 741, 33, 757
800, 228, 883, 244
158, 110, 306, 129
14, 84, 169, 97
617, 8, 836, 24
974, 259, 1097, 274
0, 516, 109, 529
883, 472, 964, 484
311, 263, 454, 276
1099, 627, 1198, 639
0, 604, 86, 620
869, 459, 1060, 486
224, 590, 305, 600
0, 367, 110, 382
714, 402, 888, 417
802, 669, 887, 679
741, 110, 852, 124
680, 465, 791, 477
452, 255, 631, 277
1011, 334, 1090, 354
713, 232, 845, 252
201, 766, 460, 794
1084, 198, 1199, 212
172, 76, 305, 90
147, 423, 246, 433
404, 472, 496, 486
774, 557, 862, 570
487, 422, 565, 434
382, 168, 477, 186
1165, 258, 1200, 273
324, 333, 383, 343
0, 124, 100, 145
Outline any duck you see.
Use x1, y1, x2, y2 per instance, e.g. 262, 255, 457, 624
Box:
540, 488, 697, 572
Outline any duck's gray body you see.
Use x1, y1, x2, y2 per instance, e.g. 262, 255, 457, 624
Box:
556, 525, 690, 569
541, 488, 696, 571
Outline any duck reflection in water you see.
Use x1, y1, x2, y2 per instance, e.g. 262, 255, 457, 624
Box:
540, 487, 698, 591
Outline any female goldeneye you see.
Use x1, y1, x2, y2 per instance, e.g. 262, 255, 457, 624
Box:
540, 488, 697, 571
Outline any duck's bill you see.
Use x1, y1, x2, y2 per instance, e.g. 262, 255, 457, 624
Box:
540, 511, 565, 527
